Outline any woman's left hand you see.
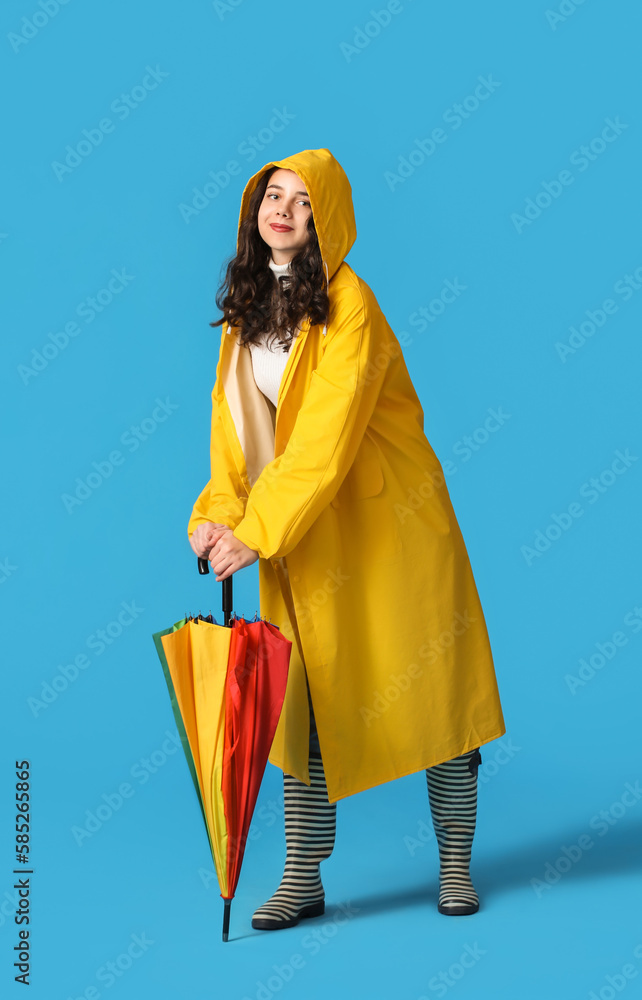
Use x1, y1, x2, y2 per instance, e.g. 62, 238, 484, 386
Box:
208, 527, 259, 581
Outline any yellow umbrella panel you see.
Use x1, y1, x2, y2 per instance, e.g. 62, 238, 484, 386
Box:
158, 618, 233, 897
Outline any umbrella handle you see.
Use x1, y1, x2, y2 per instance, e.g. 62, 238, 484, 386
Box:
196, 557, 234, 627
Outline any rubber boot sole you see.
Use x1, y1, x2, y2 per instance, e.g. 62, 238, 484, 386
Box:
252, 899, 325, 931
437, 900, 480, 916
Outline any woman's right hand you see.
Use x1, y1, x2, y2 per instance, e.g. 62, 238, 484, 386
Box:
189, 522, 231, 558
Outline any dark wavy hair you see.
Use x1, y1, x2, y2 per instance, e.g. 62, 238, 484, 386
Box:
210, 166, 330, 352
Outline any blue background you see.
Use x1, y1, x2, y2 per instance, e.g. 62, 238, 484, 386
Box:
2, 1, 641, 997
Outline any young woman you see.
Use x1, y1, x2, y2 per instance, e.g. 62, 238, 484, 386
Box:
188, 148, 506, 931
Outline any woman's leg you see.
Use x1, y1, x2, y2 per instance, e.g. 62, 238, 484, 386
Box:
252, 681, 336, 930
308, 678, 322, 756
425, 747, 482, 915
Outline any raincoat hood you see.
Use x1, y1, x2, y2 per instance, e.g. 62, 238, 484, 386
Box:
236, 147, 357, 287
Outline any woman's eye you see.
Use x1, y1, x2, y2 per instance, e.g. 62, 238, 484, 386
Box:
267, 193, 309, 206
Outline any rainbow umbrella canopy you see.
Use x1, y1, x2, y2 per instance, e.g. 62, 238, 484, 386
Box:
152, 574, 292, 941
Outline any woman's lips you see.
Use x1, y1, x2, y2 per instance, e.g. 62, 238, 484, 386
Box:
270, 224, 293, 232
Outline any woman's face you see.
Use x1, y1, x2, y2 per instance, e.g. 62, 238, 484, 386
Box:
257, 168, 312, 264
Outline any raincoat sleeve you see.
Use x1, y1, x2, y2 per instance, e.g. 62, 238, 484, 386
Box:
232, 283, 390, 560
187, 337, 248, 538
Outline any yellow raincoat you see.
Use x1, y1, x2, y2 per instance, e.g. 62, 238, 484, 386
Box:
188, 148, 506, 803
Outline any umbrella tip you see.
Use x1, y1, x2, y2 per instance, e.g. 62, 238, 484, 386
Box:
222, 898, 232, 942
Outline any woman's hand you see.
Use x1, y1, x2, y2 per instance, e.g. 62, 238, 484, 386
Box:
189, 521, 232, 558
209, 527, 259, 582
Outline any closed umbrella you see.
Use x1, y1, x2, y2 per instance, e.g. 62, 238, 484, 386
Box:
152, 564, 292, 940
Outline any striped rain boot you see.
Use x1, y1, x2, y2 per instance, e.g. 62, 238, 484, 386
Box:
425, 747, 482, 915
251, 753, 336, 931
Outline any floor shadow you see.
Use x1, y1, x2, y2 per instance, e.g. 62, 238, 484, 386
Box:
337, 816, 642, 919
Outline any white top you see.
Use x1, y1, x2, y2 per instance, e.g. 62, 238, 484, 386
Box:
248, 258, 298, 407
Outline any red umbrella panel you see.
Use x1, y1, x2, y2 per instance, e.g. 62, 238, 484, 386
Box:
222, 617, 292, 899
